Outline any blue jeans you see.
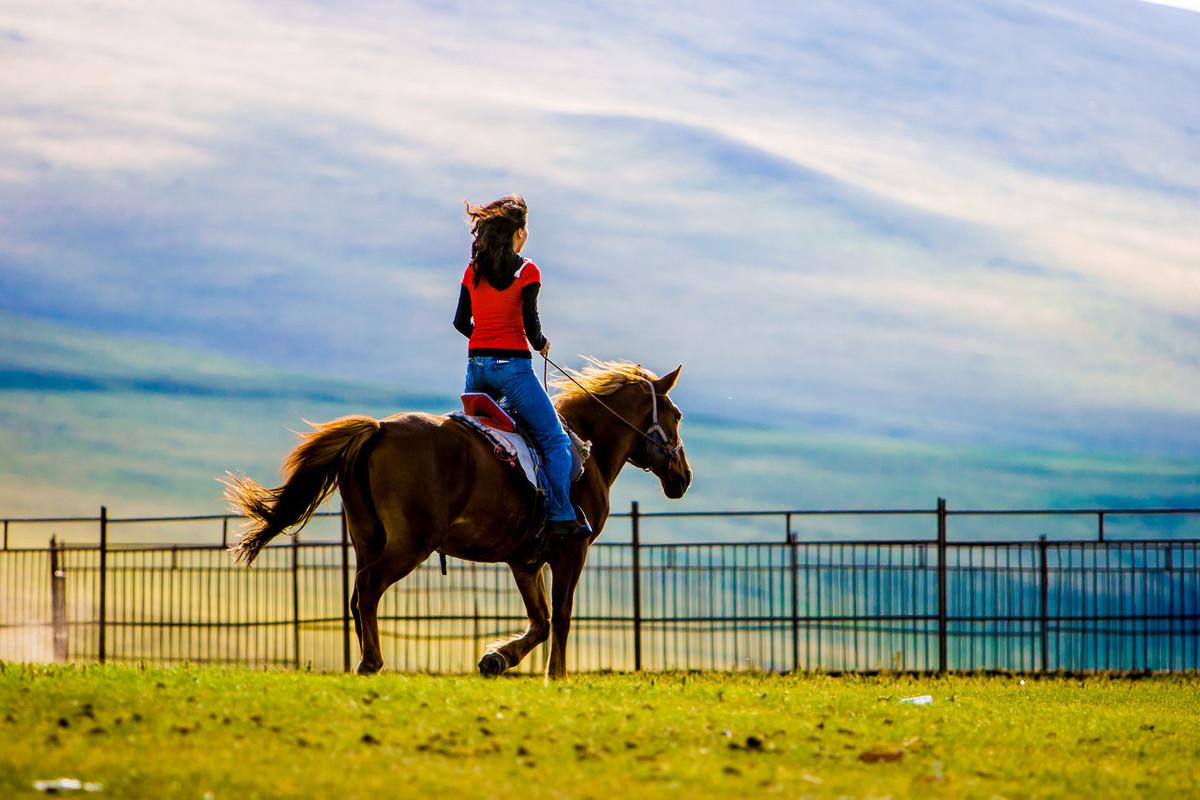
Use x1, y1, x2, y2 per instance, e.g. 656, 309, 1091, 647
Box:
465, 356, 575, 521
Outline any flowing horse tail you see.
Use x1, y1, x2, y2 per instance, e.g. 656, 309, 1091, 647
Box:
223, 416, 381, 565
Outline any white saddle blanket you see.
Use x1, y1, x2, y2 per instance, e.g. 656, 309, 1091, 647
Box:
449, 411, 543, 490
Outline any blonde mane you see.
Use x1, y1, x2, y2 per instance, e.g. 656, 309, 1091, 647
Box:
550, 357, 659, 402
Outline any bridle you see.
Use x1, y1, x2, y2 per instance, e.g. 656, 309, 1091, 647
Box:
629, 378, 683, 471
543, 355, 683, 472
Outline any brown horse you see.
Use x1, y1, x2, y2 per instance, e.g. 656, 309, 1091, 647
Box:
223, 359, 692, 678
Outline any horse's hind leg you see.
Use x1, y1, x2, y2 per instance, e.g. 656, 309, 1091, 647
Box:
354, 561, 386, 675
351, 585, 363, 649
355, 546, 428, 675
340, 418, 458, 674
479, 564, 550, 677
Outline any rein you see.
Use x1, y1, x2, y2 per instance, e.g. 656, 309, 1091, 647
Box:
541, 354, 682, 467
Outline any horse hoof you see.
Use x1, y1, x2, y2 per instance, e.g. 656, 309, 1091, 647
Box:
356, 660, 382, 676
478, 652, 507, 677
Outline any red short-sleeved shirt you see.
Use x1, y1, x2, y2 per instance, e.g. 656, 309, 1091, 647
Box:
462, 260, 541, 352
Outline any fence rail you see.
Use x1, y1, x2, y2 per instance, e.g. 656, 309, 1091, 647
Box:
2, 500, 1198, 673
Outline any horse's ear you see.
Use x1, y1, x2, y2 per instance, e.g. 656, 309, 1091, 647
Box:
655, 364, 682, 394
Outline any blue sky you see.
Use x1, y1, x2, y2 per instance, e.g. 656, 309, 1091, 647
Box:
1, 0, 1198, 456
1142, 1, 1200, 11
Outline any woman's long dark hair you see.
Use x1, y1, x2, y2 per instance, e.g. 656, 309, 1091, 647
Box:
465, 194, 527, 289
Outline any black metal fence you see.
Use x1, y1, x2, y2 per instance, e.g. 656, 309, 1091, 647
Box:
2, 501, 1198, 673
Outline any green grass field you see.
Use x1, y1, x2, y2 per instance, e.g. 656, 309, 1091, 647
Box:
1, 665, 1197, 798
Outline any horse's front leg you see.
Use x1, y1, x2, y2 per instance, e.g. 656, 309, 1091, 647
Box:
479, 563, 550, 676
546, 540, 588, 679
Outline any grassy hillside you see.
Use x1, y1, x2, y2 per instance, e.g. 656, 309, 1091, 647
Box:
1, 313, 1197, 545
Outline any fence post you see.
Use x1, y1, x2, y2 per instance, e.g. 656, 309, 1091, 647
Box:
291, 531, 301, 669
1097, 512, 1105, 543
3, 519, 8, 550
631, 501, 642, 672
1039, 534, 1049, 673
788, 513, 800, 673
98, 506, 107, 664
1165, 545, 1174, 671
936, 497, 947, 675
340, 508, 352, 673
50, 536, 68, 662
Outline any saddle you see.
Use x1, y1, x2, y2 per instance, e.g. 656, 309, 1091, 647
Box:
447, 394, 591, 570
449, 393, 591, 494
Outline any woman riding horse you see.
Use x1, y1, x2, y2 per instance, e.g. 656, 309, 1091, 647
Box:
453, 195, 588, 538
224, 199, 692, 679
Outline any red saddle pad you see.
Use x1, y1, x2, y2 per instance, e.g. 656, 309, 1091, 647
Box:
460, 393, 517, 433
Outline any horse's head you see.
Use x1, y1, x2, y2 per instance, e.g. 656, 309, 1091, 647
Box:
625, 364, 692, 499
552, 358, 694, 499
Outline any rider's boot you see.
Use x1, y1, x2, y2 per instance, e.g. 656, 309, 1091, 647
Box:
545, 506, 592, 537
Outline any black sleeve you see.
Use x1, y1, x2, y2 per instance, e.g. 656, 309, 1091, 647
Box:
521, 283, 547, 351
452, 285, 473, 338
